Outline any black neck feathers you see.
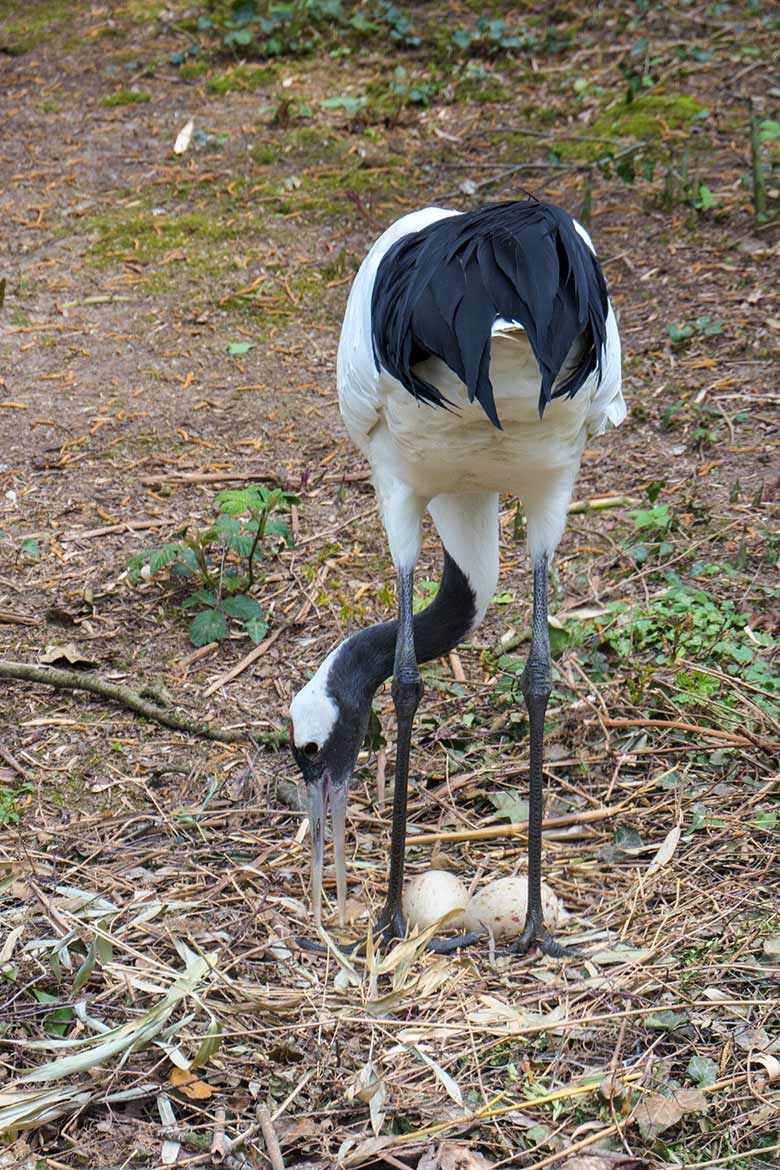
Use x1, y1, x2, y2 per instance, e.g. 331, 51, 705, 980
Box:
327, 550, 476, 709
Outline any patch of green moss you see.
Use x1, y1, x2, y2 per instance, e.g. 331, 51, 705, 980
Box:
179, 60, 210, 82
282, 126, 347, 164
453, 75, 511, 103
252, 143, 278, 166
596, 93, 709, 140
500, 92, 712, 165
0, 0, 73, 55
207, 64, 277, 94
289, 157, 405, 222
490, 104, 558, 145
102, 90, 152, 108
126, 0, 168, 18
84, 208, 245, 293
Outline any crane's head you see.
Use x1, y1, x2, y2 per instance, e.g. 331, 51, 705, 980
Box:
289, 647, 373, 930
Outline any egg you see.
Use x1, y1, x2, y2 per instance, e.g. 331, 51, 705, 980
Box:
464, 876, 566, 940
402, 870, 469, 932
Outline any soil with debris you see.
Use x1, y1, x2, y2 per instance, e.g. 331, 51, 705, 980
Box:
1, 3, 779, 1169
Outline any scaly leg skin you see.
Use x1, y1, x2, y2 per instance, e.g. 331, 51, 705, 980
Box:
375, 566, 484, 953
509, 556, 581, 960
373, 564, 424, 943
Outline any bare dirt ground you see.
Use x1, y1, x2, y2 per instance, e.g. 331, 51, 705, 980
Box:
1, 2, 779, 1168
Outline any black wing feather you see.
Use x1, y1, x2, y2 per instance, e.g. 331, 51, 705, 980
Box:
370, 199, 609, 427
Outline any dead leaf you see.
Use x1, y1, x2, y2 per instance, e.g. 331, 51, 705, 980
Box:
345, 1061, 386, 1137
560, 1156, 648, 1170
599, 1073, 632, 1102
418, 1141, 494, 1170
39, 642, 97, 669
646, 825, 682, 875
763, 935, 780, 957
752, 1053, 780, 1081
675, 1087, 708, 1113
174, 118, 194, 154
341, 1135, 394, 1167
282, 1117, 320, 1142
632, 1086, 707, 1138
734, 1022, 771, 1051
169, 1067, 214, 1100
632, 1093, 683, 1138
745, 1101, 780, 1128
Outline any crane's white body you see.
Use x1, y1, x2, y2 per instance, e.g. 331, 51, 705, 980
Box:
337, 206, 625, 616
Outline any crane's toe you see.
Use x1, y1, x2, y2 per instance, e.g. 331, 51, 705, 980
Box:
373, 902, 407, 946
503, 906, 582, 959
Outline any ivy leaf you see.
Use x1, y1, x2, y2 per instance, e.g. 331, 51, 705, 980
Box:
20, 537, 41, 559
488, 790, 529, 824
224, 28, 254, 46
646, 1009, 688, 1032
687, 1054, 718, 1087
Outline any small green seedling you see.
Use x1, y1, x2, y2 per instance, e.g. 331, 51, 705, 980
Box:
128, 484, 299, 647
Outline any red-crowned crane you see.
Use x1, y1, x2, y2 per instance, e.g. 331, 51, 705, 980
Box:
289, 198, 625, 956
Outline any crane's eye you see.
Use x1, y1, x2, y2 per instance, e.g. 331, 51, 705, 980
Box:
303, 741, 319, 758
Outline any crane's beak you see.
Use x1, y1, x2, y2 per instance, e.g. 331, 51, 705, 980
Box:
306, 772, 348, 929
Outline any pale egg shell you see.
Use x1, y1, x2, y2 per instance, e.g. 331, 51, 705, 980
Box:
402, 870, 469, 931
464, 876, 566, 940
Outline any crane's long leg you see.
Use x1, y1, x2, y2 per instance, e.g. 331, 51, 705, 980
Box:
374, 565, 422, 941
511, 555, 576, 959
372, 566, 484, 953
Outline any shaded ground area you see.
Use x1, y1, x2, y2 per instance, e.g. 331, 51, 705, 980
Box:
1, 2, 779, 1168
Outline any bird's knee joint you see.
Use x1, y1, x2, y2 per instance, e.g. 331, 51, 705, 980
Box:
522, 659, 551, 701
392, 673, 423, 717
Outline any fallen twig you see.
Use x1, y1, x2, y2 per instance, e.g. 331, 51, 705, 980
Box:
0, 607, 36, 626
0, 659, 283, 746
406, 803, 623, 845
61, 518, 169, 541
601, 716, 779, 753
202, 626, 286, 698
0, 743, 27, 778
256, 1103, 285, 1170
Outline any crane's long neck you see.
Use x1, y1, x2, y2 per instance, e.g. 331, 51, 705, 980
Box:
327, 549, 477, 703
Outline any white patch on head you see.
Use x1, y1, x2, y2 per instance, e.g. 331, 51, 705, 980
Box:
289, 648, 339, 753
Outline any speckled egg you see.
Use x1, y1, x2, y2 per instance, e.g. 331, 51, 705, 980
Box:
464, 876, 565, 939
402, 870, 469, 931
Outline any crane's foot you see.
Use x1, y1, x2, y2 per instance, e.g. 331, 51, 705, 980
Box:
296, 902, 485, 956
504, 910, 582, 959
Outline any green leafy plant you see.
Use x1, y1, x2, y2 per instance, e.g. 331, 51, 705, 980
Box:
373, 1, 419, 48
492, 581, 777, 735
128, 484, 298, 647
387, 65, 436, 111
202, 0, 345, 58
666, 316, 723, 345
0, 782, 33, 826
626, 498, 675, 564
320, 94, 369, 119
32, 990, 75, 1038
591, 583, 777, 718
